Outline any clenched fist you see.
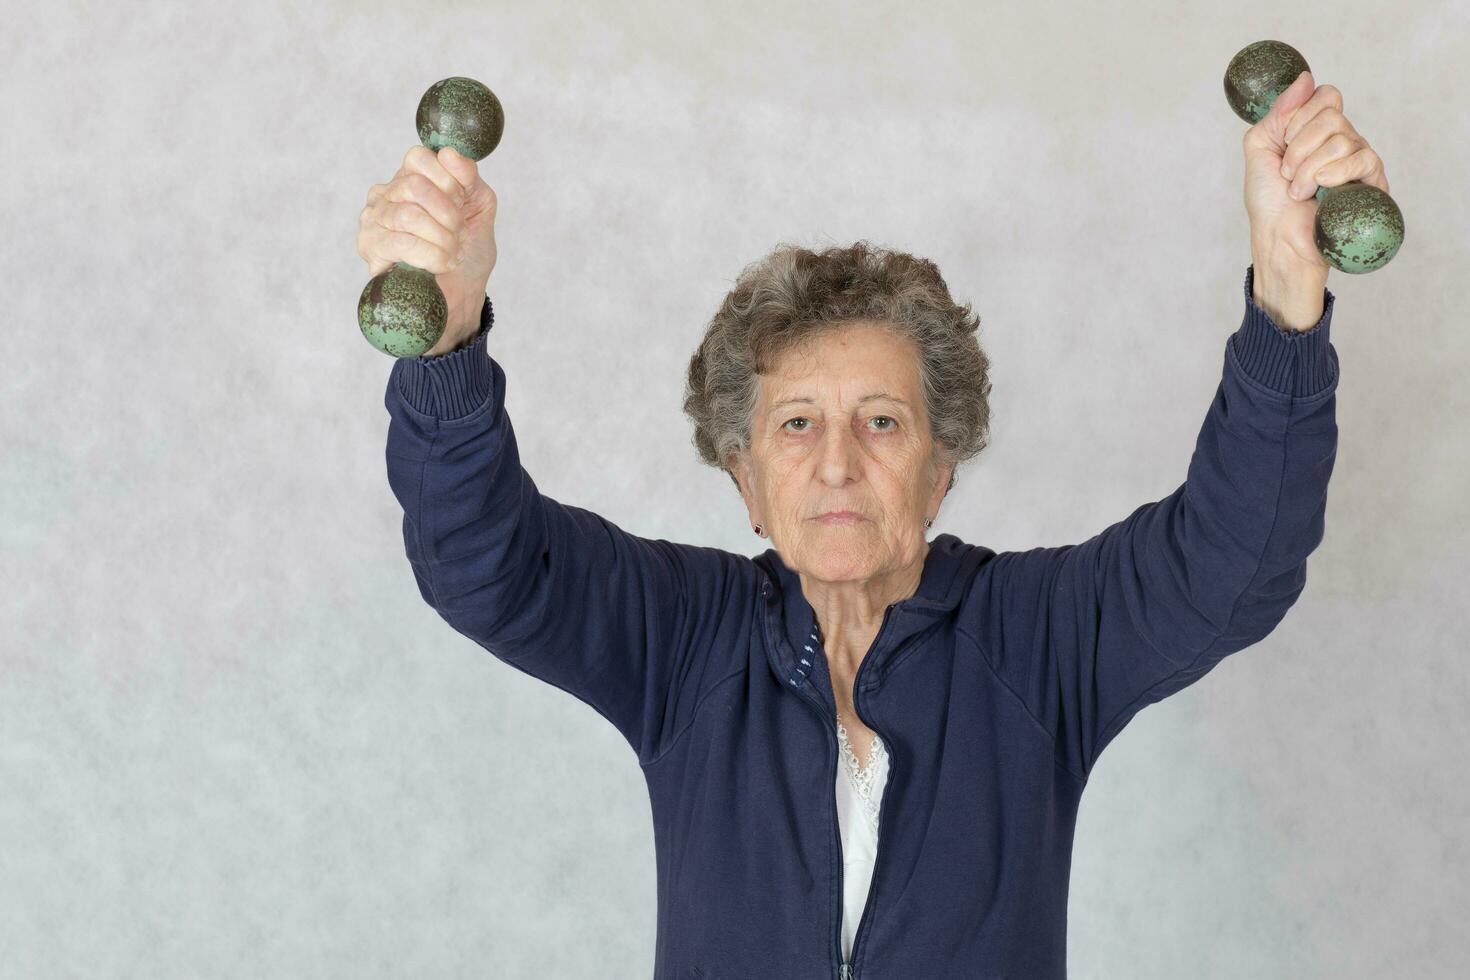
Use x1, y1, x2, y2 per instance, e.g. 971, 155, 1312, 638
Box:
357, 144, 499, 355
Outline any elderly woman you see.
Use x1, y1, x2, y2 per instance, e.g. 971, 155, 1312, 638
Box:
364, 71, 1384, 978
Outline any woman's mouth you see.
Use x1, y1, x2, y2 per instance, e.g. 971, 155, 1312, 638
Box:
814, 511, 867, 525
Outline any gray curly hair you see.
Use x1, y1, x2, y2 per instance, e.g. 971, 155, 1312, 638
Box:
682, 239, 994, 496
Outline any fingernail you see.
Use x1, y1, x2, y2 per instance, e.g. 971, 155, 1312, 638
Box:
1281, 163, 1293, 179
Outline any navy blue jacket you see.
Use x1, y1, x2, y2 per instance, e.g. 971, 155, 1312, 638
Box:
383, 264, 1338, 979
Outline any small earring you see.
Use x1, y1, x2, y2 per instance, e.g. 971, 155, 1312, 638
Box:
924, 518, 933, 528
753, 524, 764, 536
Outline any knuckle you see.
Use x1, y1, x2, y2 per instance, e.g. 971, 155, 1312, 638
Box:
388, 201, 415, 231
395, 200, 425, 229
405, 172, 434, 197
394, 229, 421, 255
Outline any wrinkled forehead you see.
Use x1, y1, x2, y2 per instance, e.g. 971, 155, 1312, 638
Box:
759, 322, 921, 405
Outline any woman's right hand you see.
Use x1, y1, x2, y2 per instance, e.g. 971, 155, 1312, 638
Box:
357, 144, 498, 353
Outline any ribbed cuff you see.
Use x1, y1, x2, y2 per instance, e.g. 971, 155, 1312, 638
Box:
393, 295, 495, 419
1229, 264, 1336, 398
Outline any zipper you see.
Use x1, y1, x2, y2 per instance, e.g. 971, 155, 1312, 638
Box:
788, 664, 847, 979
789, 601, 903, 980
844, 633, 901, 978
761, 581, 842, 979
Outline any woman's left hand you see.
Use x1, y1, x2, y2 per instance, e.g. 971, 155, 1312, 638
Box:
1242, 70, 1392, 278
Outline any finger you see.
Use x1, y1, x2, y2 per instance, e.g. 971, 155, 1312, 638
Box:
434, 146, 480, 199
1317, 146, 1390, 197
365, 252, 393, 279
367, 228, 457, 277
379, 195, 457, 256
374, 198, 458, 271
1262, 69, 1314, 137
1284, 82, 1343, 145
1281, 106, 1358, 179
386, 171, 464, 235
1288, 133, 1361, 200
401, 144, 467, 208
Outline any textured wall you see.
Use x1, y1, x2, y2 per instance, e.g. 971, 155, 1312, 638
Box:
3, 0, 1467, 976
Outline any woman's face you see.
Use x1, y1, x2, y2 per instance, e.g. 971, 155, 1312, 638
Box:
733, 322, 953, 583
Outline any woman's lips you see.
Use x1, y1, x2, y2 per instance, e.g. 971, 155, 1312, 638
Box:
813, 511, 867, 524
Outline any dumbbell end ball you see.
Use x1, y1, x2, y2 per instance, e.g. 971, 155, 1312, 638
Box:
1224, 40, 1310, 125
416, 77, 504, 161
358, 262, 449, 358
1316, 183, 1405, 274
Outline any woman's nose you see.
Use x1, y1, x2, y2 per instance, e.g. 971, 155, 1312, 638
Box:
816, 425, 863, 480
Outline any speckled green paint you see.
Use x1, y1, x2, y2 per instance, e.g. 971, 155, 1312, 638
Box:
1314, 183, 1405, 274
416, 76, 504, 162
358, 262, 449, 358
1224, 40, 1311, 124
1225, 40, 1405, 273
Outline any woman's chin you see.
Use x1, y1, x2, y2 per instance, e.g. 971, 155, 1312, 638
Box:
795, 532, 880, 576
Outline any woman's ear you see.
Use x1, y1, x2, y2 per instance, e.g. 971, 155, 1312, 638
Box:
928, 459, 955, 513
729, 453, 758, 514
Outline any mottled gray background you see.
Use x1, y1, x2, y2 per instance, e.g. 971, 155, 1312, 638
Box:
3, 0, 1467, 976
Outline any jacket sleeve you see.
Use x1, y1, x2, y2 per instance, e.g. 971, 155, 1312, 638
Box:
382, 295, 750, 766
978, 265, 1340, 781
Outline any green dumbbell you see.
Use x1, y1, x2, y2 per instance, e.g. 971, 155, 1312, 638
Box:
359, 76, 505, 357
1224, 40, 1404, 274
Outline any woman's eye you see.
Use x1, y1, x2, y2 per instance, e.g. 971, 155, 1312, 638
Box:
782, 416, 895, 433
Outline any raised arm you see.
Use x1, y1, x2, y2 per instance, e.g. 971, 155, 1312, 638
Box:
973, 265, 1339, 781
383, 296, 751, 766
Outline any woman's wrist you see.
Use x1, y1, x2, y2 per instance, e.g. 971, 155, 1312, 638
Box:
1249, 251, 1328, 333
422, 317, 481, 358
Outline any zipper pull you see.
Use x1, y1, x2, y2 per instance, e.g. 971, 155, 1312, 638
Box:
839, 963, 852, 980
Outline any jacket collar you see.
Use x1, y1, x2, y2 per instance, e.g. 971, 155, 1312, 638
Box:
753, 533, 988, 707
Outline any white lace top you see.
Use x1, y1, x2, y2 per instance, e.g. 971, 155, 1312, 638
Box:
835, 719, 889, 963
